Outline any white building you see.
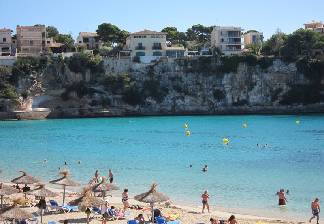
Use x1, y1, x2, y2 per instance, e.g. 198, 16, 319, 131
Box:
0, 28, 12, 56
121, 30, 185, 62
76, 32, 102, 50
211, 26, 243, 55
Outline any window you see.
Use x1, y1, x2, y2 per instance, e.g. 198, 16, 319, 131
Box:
83, 37, 89, 43
47, 41, 50, 44
153, 51, 162, 56
136, 51, 145, 56
2, 38, 6, 42
30, 40, 34, 46
152, 43, 162, 50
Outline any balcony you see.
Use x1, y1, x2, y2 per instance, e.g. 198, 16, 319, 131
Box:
135, 46, 145, 50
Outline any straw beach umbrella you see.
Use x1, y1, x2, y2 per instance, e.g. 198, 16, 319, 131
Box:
91, 177, 119, 199
0, 204, 32, 222
49, 171, 80, 205
11, 171, 39, 199
69, 189, 105, 224
28, 184, 57, 223
0, 184, 19, 208
134, 183, 170, 222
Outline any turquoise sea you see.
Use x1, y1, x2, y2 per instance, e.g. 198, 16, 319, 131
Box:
0, 115, 324, 220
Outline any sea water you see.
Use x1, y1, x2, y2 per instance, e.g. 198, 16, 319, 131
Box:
0, 115, 323, 220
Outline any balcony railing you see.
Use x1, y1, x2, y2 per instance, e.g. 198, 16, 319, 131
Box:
152, 46, 162, 50
135, 46, 145, 50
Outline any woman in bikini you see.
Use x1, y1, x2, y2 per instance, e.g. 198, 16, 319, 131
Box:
201, 190, 210, 213
122, 189, 129, 211
277, 189, 287, 206
309, 198, 320, 224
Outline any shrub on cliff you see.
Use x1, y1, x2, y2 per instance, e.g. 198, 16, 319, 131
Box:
65, 53, 104, 74
103, 73, 132, 94
61, 81, 97, 100
280, 84, 323, 105
142, 79, 168, 103
11, 56, 47, 85
122, 85, 143, 106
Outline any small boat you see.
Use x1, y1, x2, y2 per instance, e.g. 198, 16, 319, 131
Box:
12, 108, 51, 120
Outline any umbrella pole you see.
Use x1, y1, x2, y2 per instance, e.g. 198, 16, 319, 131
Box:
87, 213, 90, 224
63, 185, 66, 205
0, 195, 3, 208
41, 208, 43, 224
151, 203, 154, 223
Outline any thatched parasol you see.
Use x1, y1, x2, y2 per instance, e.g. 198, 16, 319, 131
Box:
49, 171, 80, 205
11, 171, 39, 185
134, 183, 169, 222
91, 177, 119, 198
0, 205, 32, 221
0, 184, 19, 208
68, 189, 105, 224
28, 184, 57, 224
28, 184, 57, 198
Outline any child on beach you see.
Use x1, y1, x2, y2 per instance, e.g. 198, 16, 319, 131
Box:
277, 189, 287, 206
309, 198, 320, 224
122, 189, 129, 211
201, 190, 210, 213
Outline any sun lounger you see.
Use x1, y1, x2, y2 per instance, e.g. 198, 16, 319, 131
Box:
62, 204, 79, 212
156, 217, 181, 224
49, 200, 78, 213
48, 221, 57, 224
127, 220, 138, 224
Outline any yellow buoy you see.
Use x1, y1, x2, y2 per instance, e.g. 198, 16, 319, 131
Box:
223, 138, 229, 145
183, 123, 189, 129
185, 130, 191, 136
296, 120, 300, 125
243, 123, 248, 128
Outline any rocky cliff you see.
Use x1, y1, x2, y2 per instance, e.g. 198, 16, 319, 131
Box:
5, 55, 324, 118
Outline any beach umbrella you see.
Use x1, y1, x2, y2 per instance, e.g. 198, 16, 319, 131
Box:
11, 171, 39, 199
0, 184, 19, 208
134, 183, 170, 222
91, 177, 119, 199
28, 184, 57, 224
0, 204, 32, 222
68, 189, 105, 224
49, 171, 80, 205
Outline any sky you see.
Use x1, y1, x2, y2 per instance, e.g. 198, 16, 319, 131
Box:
1, 0, 323, 40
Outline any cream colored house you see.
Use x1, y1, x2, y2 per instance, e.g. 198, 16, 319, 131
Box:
125, 30, 167, 57
76, 32, 102, 50
243, 30, 263, 47
0, 28, 12, 56
211, 26, 243, 55
304, 21, 324, 34
16, 25, 46, 56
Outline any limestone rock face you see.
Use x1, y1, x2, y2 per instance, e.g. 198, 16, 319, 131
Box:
12, 57, 315, 117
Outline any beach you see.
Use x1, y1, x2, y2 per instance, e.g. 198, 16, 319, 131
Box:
1, 183, 306, 224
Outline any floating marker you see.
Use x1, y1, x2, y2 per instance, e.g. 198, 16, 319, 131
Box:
183, 123, 189, 129
296, 120, 300, 125
223, 138, 229, 145
185, 130, 191, 136
243, 123, 248, 128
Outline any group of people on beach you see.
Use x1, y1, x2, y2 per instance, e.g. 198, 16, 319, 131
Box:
201, 188, 320, 224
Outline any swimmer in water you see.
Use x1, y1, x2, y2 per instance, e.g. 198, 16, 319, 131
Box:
277, 189, 288, 206
202, 165, 208, 172
189, 164, 193, 168
77, 160, 81, 164
64, 161, 67, 165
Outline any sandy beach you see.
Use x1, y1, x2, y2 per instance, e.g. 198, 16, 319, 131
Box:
1, 183, 309, 224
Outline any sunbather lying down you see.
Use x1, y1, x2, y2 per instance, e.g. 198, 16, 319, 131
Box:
103, 206, 126, 220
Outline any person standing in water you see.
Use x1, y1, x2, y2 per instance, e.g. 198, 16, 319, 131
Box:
108, 169, 114, 183
201, 190, 210, 213
277, 189, 288, 206
202, 165, 208, 172
309, 198, 320, 224
94, 170, 99, 183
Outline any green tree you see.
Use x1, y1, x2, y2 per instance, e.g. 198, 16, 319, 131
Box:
96, 23, 129, 46
262, 30, 287, 56
186, 24, 213, 43
46, 26, 59, 38
55, 34, 75, 50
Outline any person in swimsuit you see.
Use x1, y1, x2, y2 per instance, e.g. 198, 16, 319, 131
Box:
228, 215, 238, 224
94, 170, 99, 183
309, 198, 320, 224
122, 189, 129, 211
277, 189, 287, 206
109, 169, 114, 183
202, 165, 208, 172
210, 218, 218, 224
201, 190, 210, 213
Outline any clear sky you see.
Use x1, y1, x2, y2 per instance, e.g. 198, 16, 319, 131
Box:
1, 0, 323, 39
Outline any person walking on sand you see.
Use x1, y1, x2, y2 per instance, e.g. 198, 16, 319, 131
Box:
201, 190, 210, 213
122, 189, 129, 211
277, 189, 287, 206
309, 198, 320, 224
108, 169, 114, 183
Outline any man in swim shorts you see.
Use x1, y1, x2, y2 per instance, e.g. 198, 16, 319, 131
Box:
309, 198, 320, 224
277, 189, 287, 206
